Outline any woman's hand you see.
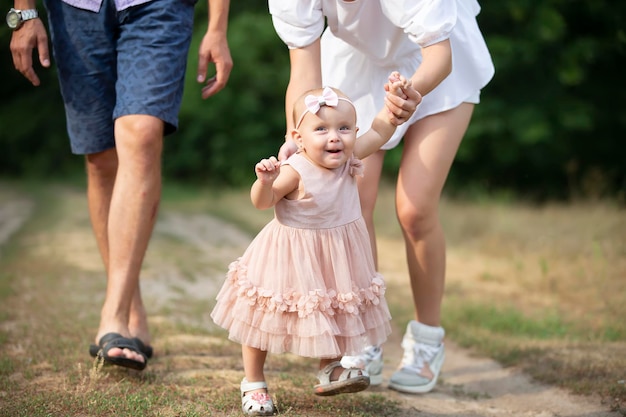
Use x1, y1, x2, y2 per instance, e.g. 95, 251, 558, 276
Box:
384, 73, 422, 126
277, 139, 298, 161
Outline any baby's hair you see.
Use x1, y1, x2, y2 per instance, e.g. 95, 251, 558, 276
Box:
293, 86, 356, 128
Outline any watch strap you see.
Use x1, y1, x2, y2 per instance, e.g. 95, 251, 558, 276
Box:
20, 9, 39, 21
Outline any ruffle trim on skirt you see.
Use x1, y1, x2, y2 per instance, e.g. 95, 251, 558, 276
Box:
210, 260, 392, 358
227, 260, 386, 318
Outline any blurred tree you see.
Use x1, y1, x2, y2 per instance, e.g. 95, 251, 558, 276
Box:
0, 8, 79, 178
451, 0, 626, 200
165, 11, 289, 186
1, 1, 624, 201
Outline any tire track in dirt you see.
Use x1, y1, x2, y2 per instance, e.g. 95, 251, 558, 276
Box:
0, 185, 618, 417
0, 194, 33, 249
147, 210, 619, 417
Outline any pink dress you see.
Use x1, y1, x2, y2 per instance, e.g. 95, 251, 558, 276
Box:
211, 153, 392, 358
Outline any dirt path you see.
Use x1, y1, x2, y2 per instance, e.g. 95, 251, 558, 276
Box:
0, 186, 619, 417
376, 335, 615, 416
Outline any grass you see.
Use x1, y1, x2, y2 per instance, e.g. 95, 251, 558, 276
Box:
0, 179, 625, 416
158, 180, 626, 414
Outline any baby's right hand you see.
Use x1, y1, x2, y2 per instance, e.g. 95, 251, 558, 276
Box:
387, 71, 409, 99
255, 156, 281, 184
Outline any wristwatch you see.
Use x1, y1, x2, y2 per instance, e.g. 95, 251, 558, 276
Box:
6, 8, 39, 30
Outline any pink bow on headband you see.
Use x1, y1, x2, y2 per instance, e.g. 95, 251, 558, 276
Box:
304, 87, 339, 114
295, 87, 355, 128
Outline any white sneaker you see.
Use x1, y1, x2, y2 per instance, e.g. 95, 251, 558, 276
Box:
341, 345, 384, 386
388, 321, 445, 394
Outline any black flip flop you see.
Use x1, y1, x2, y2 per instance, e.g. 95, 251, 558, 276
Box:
131, 337, 153, 359
89, 337, 153, 359
90, 332, 149, 371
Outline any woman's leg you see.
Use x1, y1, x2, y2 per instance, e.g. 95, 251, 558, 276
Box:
396, 103, 474, 325
358, 150, 386, 269
389, 103, 474, 393
342, 151, 386, 385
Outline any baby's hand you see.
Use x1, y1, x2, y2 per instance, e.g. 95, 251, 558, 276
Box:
387, 71, 409, 99
384, 71, 421, 126
255, 156, 281, 184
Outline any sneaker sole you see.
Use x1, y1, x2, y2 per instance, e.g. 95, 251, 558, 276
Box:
388, 350, 445, 394
368, 372, 383, 386
388, 376, 437, 394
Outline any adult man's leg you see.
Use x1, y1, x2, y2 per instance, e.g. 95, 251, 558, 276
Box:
89, 0, 194, 365
91, 115, 163, 365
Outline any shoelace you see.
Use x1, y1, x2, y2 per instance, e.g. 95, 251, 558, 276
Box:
342, 346, 381, 368
401, 342, 440, 373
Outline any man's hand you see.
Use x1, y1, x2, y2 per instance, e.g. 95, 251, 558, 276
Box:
197, 31, 233, 99
10, 19, 50, 86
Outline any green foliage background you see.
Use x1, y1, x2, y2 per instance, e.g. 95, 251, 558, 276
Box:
1, 0, 624, 200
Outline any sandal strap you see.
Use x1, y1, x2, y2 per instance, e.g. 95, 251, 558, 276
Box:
241, 378, 268, 393
316, 361, 342, 384
337, 367, 363, 382
317, 361, 366, 384
314, 361, 370, 397
240, 379, 274, 416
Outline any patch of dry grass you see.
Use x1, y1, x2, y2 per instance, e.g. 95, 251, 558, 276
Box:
0, 182, 404, 417
165, 181, 626, 413
371, 181, 626, 414
0, 180, 624, 416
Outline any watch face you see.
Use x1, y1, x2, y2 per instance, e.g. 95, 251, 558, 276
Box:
6, 10, 20, 29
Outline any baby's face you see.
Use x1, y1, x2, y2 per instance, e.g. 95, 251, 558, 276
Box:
296, 101, 358, 169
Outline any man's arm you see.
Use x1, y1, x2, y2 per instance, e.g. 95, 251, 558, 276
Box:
197, 0, 233, 99
9, 0, 50, 86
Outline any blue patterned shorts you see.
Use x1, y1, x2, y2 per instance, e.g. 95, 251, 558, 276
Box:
44, 0, 195, 154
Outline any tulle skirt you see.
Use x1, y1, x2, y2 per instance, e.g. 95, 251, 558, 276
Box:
210, 217, 392, 358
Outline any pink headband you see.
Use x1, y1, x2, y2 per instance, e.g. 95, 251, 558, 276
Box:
295, 87, 355, 128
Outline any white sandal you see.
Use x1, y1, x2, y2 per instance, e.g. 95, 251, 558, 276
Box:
314, 361, 370, 396
241, 378, 275, 416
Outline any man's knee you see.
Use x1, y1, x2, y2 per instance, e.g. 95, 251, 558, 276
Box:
115, 115, 164, 162
86, 148, 118, 180
116, 115, 164, 148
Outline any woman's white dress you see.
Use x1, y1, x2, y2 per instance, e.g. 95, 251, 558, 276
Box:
269, 0, 495, 149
